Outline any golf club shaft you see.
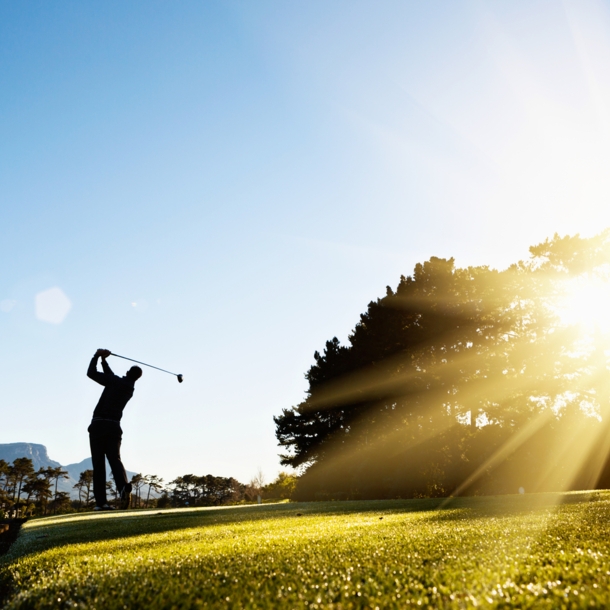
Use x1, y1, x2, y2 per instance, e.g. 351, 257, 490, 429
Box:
110, 353, 179, 377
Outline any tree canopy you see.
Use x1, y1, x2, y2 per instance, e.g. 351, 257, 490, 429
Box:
275, 230, 610, 500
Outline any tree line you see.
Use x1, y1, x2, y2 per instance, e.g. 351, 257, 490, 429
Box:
0, 458, 71, 517
161, 470, 296, 508
1, 457, 297, 517
274, 230, 610, 500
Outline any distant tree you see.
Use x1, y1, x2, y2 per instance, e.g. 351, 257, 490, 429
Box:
2, 464, 16, 501
169, 475, 197, 506
0, 459, 9, 508
45, 467, 69, 513
22, 471, 52, 515
74, 470, 94, 508
106, 479, 119, 504
0, 459, 9, 491
199, 475, 243, 505
249, 467, 265, 501
49, 491, 72, 514
156, 493, 172, 509
144, 475, 164, 507
263, 472, 298, 500
11, 458, 35, 504
130, 474, 145, 508
21, 477, 35, 506
168, 474, 246, 507
105, 480, 115, 505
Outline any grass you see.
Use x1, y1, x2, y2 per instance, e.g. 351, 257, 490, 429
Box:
2, 492, 610, 608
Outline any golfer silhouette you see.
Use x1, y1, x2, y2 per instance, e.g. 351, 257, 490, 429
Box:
87, 348, 142, 510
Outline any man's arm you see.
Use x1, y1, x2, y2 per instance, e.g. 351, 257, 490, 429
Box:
86, 349, 112, 385
101, 358, 114, 376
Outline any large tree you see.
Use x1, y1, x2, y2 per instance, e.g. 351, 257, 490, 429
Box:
275, 231, 610, 499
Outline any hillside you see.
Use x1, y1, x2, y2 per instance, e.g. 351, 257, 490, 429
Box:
0, 444, 61, 471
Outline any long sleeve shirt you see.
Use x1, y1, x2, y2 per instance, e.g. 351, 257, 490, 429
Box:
87, 356, 135, 423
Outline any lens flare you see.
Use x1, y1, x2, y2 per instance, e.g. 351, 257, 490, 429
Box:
555, 275, 610, 333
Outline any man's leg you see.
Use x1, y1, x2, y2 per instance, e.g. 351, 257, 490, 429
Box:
105, 428, 131, 508
88, 425, 109, 508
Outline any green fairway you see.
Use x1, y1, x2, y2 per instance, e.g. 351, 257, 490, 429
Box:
2, 493, 610, 609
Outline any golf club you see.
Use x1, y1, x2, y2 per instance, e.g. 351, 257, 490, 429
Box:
110, 352, 183, 383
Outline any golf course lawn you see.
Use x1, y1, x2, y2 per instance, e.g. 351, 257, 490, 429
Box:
2, 493, 610, 609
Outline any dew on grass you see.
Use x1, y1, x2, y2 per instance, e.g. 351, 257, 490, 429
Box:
5, 495, 610, 608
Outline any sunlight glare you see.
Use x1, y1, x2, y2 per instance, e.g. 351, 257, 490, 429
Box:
555, 276, 610, 333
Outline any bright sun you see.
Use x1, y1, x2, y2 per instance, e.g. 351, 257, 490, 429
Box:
555, 275, 610, 333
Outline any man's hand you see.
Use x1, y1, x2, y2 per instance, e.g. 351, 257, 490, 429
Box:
95, 348, 112, 359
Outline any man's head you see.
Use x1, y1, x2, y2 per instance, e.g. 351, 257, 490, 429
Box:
126, 366, 143, 382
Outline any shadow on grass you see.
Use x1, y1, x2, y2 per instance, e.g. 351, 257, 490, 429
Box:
4, 491, 608, 562
0, 520, 27, 557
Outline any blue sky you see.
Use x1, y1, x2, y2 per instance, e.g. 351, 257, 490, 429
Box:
2, 1, 610, 484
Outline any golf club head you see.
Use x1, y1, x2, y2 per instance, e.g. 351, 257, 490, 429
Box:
177, 374, 183, 383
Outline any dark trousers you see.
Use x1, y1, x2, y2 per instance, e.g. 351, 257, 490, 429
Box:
88, 420, 129, 507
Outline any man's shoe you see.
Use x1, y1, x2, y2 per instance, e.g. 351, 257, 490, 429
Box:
93, 505, 114, 511
120, 484, 132, 510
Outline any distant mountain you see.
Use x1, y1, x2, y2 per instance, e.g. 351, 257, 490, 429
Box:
0, 443, 139, 499
0, 443, 62, 471
63, 457, 98, 483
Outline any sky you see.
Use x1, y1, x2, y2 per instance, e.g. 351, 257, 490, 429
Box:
2, 0, 610, 485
